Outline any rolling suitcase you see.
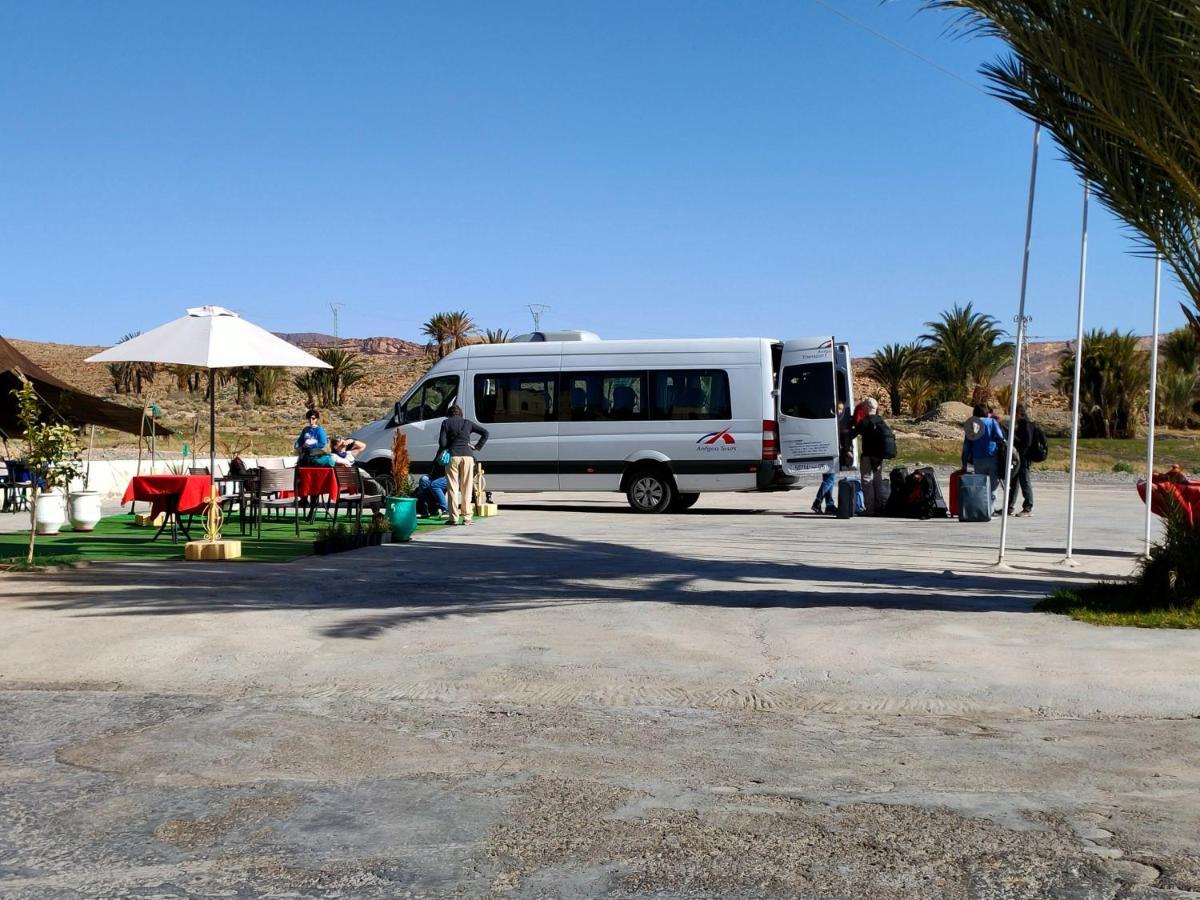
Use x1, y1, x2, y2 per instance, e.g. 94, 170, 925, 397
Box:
837, 478, 858, 519
949, 469, 963, 518
862, 477, 878, 516
959, 473, 991, 522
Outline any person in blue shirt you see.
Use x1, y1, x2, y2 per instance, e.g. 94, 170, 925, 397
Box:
295, 409, 334, 466
962, 403, 1007, 513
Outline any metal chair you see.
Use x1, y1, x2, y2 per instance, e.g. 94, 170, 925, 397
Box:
328, 466, 384, 526
253, 467, 301, 538
216, 472, 256, 535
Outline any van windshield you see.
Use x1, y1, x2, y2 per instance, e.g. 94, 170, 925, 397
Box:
780, 363, 835, 420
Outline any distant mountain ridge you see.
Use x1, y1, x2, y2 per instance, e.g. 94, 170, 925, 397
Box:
274, 332, 425, 356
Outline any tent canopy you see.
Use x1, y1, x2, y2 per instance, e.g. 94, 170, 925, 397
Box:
0, 336, 169, 438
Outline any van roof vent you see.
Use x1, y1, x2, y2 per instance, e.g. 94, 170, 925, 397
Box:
510, 330, 601, 343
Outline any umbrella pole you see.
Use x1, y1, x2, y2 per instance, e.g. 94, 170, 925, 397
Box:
209, 370, 217, 477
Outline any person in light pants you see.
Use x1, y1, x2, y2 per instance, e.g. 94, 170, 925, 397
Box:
438, 404, 489, 526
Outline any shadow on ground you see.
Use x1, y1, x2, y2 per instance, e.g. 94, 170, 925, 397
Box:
8, 530, 1111, 639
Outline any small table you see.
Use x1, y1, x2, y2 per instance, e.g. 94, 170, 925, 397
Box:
294, 466, 340, 521
122, 475, 212, 542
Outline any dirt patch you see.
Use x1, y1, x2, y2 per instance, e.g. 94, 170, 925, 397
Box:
57, 706, 485, 785
486, 777, 1114, 898
155, 794, 301, 849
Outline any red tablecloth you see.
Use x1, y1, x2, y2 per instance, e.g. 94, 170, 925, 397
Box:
1137, 475, 1200, 526
122, 475, 213, 518
294, 466, 339, 501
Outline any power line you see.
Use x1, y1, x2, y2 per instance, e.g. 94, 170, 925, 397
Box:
811, 0, 988, 96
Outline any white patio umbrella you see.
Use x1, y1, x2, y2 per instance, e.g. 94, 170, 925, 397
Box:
86, 306, 331, 475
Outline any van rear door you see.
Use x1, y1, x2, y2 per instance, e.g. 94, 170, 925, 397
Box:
777, 337, 839, 477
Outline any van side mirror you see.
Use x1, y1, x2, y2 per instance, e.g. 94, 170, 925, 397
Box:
386, 401, 403, 429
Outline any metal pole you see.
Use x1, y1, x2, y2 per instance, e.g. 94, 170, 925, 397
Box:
85, 424, 96, 491
209, 369, 217, 477
1064, 181, 1089, 564
998, 122, 1040, 565
1144, 255, 1162, 557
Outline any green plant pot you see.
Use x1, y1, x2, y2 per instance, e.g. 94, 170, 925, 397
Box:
384, 496, 418, 542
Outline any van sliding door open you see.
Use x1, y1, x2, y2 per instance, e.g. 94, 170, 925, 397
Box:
777, 338, 839, 477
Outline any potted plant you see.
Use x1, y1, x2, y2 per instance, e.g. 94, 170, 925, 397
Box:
313, 525, 332, 556
384, 430, 418, 542
12, 380, 84, 555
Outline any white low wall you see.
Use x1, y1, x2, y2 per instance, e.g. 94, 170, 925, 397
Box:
78, 456, 296, 499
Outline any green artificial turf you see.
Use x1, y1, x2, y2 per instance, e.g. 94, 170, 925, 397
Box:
0, 512, 444, 565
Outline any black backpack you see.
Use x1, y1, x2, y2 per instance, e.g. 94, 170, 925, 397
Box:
1026, 424, 1048, 463
902, 470, 939, 520
879, 421, 897, 459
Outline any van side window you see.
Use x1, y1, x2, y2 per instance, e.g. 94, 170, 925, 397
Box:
401, 375, 459, 423
475, 373, 558, 423
780, 364, 836, 419
650, 370, 731, 420
560, 372, 646, 421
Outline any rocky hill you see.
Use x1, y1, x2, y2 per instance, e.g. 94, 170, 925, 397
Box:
274, 332, 425, 355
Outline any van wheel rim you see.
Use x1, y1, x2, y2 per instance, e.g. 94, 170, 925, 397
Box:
632, 477, 663, 508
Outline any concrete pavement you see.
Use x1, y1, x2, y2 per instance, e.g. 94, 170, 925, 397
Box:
1, 483, 1196, 898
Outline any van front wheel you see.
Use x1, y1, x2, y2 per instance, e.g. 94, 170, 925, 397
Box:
626, 469, 675, 513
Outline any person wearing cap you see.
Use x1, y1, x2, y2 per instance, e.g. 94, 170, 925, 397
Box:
962, 402, 1007, 513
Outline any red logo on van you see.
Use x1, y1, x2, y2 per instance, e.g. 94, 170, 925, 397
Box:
697, 429, 735, 445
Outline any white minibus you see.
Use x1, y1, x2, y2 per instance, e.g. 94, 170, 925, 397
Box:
350, 332, 855, 512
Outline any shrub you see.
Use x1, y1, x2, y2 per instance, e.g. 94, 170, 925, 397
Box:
1112, 461, 1134, 474
390, 429, 412, 496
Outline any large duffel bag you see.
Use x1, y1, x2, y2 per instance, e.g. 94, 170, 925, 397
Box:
959, 473, 992, 522
915, 466, 949, 518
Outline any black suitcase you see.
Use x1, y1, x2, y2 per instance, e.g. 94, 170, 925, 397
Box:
884, 467, 908, 516
837, 478, 857, 519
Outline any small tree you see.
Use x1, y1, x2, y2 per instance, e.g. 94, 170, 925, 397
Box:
12, 379, 84, 564
390, 429, 412, 497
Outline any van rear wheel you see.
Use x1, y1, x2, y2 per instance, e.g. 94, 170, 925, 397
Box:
668, 492, 700, 512
626, 469, 675, 513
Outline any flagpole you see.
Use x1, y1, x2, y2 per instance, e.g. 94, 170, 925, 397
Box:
998, 122, 1040, 566
1064, 181, 1089, 565
1143, 254, 1162, 557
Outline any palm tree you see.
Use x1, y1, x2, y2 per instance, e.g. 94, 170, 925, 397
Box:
865, 343, 920, 415
443, 310, 478, 351
315, 347, 367, 406
901, 372, 938, 417
1161, 327, 1199, 376
294, 370, 335, 409
253, 367, 283, 405
482, 328, 511, 344
421, 313, 450, 359
1054, 330, 1148, 438
928, 0, 1200, 319
1158, 368, 1196, 429
920, 303, 1012, 404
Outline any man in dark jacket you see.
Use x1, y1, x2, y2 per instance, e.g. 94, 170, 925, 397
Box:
1008, 403, 1035, 517
851, 397, 888, 512
438, 405, 489, 525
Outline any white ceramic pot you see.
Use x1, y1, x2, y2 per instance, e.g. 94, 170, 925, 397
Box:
68, 490, 102, 532
34, 491, 66, 535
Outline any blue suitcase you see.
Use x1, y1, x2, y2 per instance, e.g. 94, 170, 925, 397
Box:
959, 473, 991, 522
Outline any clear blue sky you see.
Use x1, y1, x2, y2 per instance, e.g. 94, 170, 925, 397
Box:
0, 0, 1186, 352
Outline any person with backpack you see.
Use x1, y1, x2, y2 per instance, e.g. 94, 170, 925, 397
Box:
961, 403, 1007, 514
851, 397, 896, 514
1007, 403, 1043, 517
